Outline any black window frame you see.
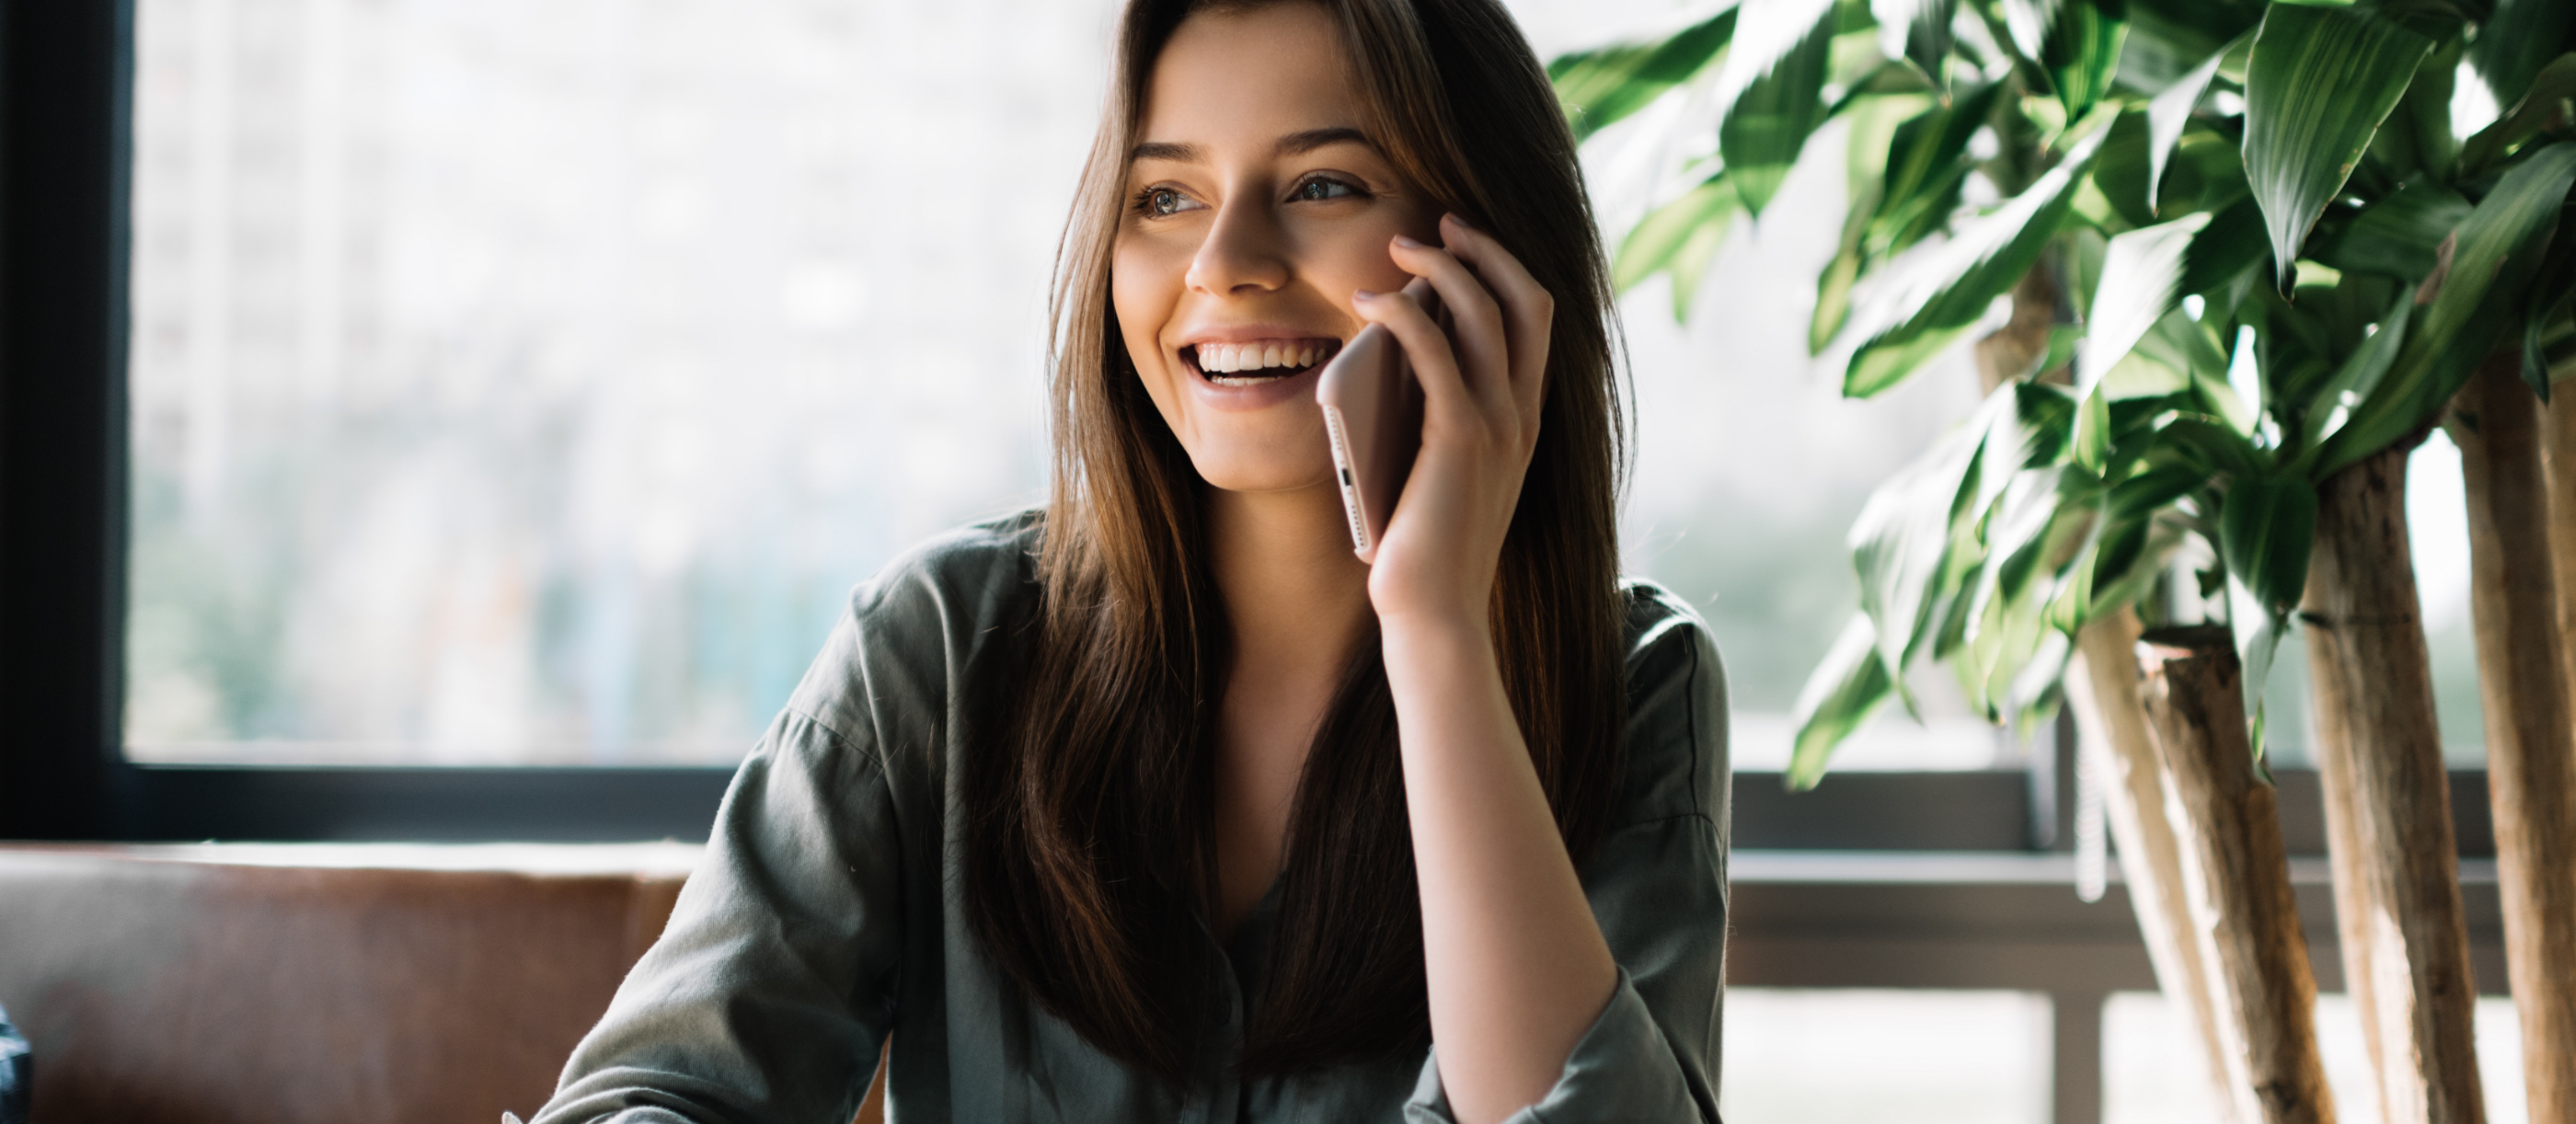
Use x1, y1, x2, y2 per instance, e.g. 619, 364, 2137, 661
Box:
0, 0, 2498, 862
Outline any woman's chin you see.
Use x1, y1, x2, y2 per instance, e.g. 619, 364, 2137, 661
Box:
1185, 450, 1339, 499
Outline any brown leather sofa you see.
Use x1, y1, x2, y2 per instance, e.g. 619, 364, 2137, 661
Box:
0, 843, 877, 1124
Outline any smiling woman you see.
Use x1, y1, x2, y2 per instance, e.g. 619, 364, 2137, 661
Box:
525, 2, 1727, 1123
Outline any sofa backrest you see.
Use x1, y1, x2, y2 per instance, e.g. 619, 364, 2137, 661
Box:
0, 844, 692, 1124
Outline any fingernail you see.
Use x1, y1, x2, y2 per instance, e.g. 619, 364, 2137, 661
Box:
1392, 235, 1423, 248
1352, 289, 1378, 302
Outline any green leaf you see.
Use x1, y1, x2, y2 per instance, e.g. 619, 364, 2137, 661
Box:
2076, 212, 2210, 470
2364, 21, 2466, 187
1877, 83, 2007, 250
2299, 287, 2412, 453
2460, 53, 2576, 178
1669, 213, 1739, 320
1550, 8, 1742, 142
2072, 381, 2116, 470
2321, 142, 2576, 475
2081, 212, 2214, 386
2468, 2, 2575, 114
1787, 613, 1898, 789
2101, 333, 2192, 399
1719, 0, 1842, 214
1812, 95, 1938, 351
2109, 461, 2207, 519
2219, 465, 2317, 618
2163, 130, 2255, 218
2236, 609, 2290, 732
2242, 4, 2435, 290
2145, 34, 2248, 214
2175, 195, 2271, 297
1612, 175, 1742, 299
1844, 105, 2121, 396
1848, 382, 2076, 684
2077, 109, 2160, 231
1871, 0, 1960, 90
2087, 510, 2190, 619
2313, 182, 2473, 280
2159, 412, 2261, 476
1814, 228, 1869, 351
2039, 0, 2129, 123
1957, 473, 2088, 722
2122, 0, 2262, 91
1851, 399, 1995, 673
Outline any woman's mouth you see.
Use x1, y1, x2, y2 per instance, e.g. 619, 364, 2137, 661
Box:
1184, 338, 1341, 386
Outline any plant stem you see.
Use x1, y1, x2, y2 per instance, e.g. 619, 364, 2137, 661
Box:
2302, 444, 2486, 1124
2468, 359, 2576, 1124
1973, 261, 2060, 393
2067, 610, 2237, 1118
2138, 625, 2336, 1124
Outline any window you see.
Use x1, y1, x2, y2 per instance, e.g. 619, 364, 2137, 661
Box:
118, 0, 2063, 777
97, 0, 2494, 825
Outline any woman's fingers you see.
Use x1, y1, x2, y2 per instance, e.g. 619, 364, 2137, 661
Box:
1436, 214, 1552, 423
1353, 283, 1467, 418
1386, 235, 1511, 416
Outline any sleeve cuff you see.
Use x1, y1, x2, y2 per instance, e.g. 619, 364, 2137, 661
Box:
1403, 969, 1707, 1124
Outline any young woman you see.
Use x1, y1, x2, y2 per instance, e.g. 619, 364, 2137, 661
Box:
527, 1, 1729, 1121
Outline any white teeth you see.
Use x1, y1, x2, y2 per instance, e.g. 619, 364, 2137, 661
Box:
1192, 338, 1339, 380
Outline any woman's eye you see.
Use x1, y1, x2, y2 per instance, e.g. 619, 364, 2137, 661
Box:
1292, 178, 1360, 202
1144, 188, 1202, 217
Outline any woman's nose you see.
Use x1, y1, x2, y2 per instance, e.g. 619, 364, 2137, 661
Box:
1184, 196, 1291, 296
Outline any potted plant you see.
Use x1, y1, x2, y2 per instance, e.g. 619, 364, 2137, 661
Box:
1551, 0, 2576, 1118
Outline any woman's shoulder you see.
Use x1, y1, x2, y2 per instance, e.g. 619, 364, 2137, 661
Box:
845, 507, 1046, 622
1611, 578, 1730, 831
1616, 578, 1721, 687
782, 509, 1045, 747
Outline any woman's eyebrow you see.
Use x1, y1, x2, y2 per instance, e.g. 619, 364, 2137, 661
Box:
1274, 127, 1371, 156
1131, 140, 1202, 164
1127, 128, 1374, 166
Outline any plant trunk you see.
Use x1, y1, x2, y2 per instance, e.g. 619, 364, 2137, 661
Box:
2302, 443, 2486, 1124
2067, 610, 2237, 1117
1975, 262, 2060, 394
2137, 626, 2337, 1124
2468, 359, 2576, 1123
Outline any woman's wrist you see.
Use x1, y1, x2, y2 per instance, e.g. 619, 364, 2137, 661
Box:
1375, 607, 1496, 670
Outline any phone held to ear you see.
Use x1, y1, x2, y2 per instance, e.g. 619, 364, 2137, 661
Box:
1315, 277, 1442, 564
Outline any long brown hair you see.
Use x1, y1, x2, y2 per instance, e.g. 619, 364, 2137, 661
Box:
962, 0, 1629, 1084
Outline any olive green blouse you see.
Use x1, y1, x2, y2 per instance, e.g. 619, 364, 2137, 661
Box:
524, 511, 1731, 1124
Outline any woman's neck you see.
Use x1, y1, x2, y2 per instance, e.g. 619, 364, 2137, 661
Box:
1205, 482, 1374, 667
1203, 480, 1373, 935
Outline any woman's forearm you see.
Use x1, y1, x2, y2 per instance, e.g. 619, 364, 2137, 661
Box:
1382, 614, 1616, 1124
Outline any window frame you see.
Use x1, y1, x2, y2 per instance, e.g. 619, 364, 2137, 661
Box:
0, 0, 2499, 864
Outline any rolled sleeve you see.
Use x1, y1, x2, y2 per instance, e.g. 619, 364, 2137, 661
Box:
1404, 969, 1705, 1124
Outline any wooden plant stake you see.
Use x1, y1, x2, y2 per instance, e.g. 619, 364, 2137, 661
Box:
2464, 356, 2576, 1123
2068, 609, 2235, 1115
2303, 444, 2486, 1124
2137, 626, 2336, 1124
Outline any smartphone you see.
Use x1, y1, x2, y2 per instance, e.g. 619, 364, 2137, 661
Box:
1315, 278, 1441, 564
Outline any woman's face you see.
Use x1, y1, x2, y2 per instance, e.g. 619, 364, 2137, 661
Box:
1111, 2, 1439, 495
